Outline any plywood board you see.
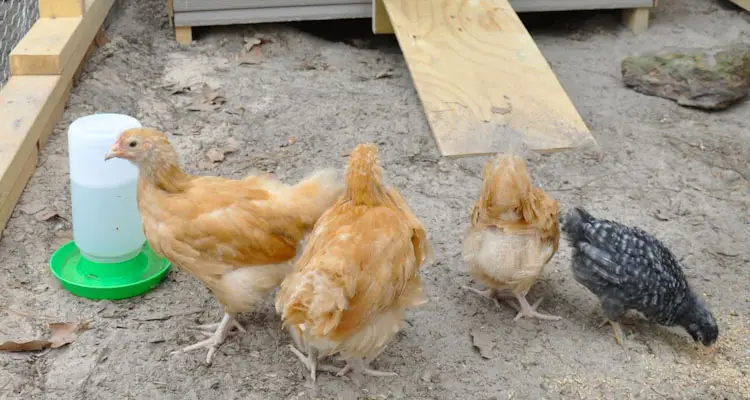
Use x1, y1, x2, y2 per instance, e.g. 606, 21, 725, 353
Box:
373, 0, 656, 34
727, 0, 750, 11
10, 0, 114, 75
381, 0, 595, 157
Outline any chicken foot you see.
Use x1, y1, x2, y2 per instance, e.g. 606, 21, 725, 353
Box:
331, 346, 394, 378
287, 345, 341, 382
172, 312, 238, 365
461, 286, 503, 308
599, 318, 631, 358
462, 285, 561, 322
505, 293, 562, 322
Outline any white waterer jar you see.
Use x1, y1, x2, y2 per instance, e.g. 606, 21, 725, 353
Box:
67, 113, 145, 264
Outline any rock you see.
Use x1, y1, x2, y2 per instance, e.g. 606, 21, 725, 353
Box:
621, 45, 750, 110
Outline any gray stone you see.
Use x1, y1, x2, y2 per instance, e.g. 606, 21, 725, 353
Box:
621, 45, 750, 110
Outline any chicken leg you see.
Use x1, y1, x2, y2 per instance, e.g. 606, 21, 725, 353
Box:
287, 345, 342, 382
599, 318, 630, 358
506, 293, 562, 322
172, 312, 243, 365
461, 285, 503, 308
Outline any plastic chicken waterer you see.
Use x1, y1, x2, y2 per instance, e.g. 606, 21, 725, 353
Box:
49, 113, 170, 300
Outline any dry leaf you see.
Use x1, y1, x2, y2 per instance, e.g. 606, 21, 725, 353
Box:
374, 68, 396, 79
186, 102, 221, 112
237, 46, 265, 66
201, 83, 225, 104
198, 160, 214, 170
20, 199, 45, 215
491, 105, 512, 115
170, 86, 192, 95
206, 148, 226, 163
280, 136, 296, 148
49, 321, 88, 348
95, 32, 110, 47
470, 330, 494, 359
0, 321, 89, 352
243, 36, 262, 51
35, 210, 59, 222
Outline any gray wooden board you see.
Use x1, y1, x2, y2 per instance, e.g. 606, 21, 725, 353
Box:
173, 0, 368, 13
173, 0, 654, 27
174, 3, 371, 26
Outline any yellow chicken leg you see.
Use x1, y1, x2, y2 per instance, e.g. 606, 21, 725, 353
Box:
172, 313, 237, 365
461, 285, 503, 308
342, 358, 398, 378
287, 345, 342, 382
508, 293, 562, 322
599, 318, 630, 358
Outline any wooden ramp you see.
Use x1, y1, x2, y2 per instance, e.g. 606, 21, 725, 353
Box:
375, 0, 597, 157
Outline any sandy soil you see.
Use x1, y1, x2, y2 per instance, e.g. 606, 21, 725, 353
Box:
1, 0, 748, 399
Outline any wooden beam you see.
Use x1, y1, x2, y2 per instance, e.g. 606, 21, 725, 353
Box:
622, 7, 650, 34
10, 0, 114, 75
373, 0, 394, 34
0, 0, 115, 234
0, 76, 59, 232
380, 0, 595, 157
39, 0, 85, 18
175, 26, 193, 46
727, 0, 750, 11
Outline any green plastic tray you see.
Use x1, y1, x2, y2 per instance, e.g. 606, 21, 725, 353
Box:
50, 240, 171, 300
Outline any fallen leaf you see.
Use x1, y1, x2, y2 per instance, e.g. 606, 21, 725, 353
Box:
169, 85, 193, 95
0, 321, 88, 352
491, 105, 512, 115
374, 68, 396, 79
206, 148, 226, 163
94, 32, 110, 47
243, 36, 262, 50
280, 136, 296, 148
237, 46, 265, 65
49, 321, 89, 348
198, 160, 214, 170
470, 329, 494, 359
20, 200, 45, 215
35, 210, 59, 222
201, 83, 226, 104
186, 102, 221, 112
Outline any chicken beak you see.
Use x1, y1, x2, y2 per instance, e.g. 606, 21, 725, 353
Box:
104, 147, 122, 161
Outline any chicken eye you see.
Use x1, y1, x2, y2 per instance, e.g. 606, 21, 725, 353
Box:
128, 141, 137, 148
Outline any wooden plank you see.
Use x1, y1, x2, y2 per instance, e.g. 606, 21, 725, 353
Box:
622, 7, 650, 33
0, 0, 115, 235
39, 0, 85, 17
39, 81, 73, 150
509, 0, 653, 12
10, 18, 82, 75
10, 0, 114, 76
0, 76, 59, 233
727, 0, 750, 11
381, 0, 595, 157
0, 150, 39, 233
174, 4, 370, 26
373, 0, 393, 34
173, 0, 368, 12
175, 26, 193, 46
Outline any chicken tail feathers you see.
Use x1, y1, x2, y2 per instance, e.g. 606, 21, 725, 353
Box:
275, 269, 348, 338
287, 169, 345, 227
561, 206, 595, 243
345, 143, 386, 206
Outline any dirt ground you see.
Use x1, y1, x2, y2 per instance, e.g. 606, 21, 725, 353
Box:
1, 0, 748, 399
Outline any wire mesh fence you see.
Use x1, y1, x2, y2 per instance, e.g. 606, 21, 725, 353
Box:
0, 0, 39, 87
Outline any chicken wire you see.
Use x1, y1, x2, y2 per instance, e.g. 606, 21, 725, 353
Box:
0, 0, 39, 87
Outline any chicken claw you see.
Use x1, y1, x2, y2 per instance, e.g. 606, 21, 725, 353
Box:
508, 294, 562, 322
172, 313, 237, 365
345, 358, 398, 378
599, 319, 630, 355
461, 285, 503, 308
287, 345, 340, 382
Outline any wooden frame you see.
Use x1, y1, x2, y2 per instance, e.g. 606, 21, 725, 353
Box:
0, 0, 115, 235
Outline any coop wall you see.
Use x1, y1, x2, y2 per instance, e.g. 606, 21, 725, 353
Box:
172, 0, 656, 27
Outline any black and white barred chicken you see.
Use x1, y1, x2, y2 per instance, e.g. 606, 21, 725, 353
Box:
561, 207, 718, 353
